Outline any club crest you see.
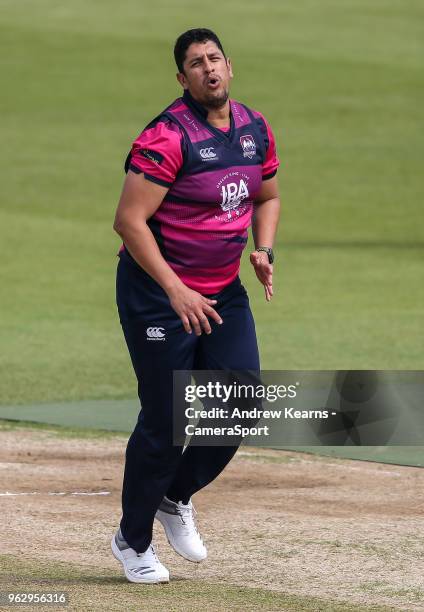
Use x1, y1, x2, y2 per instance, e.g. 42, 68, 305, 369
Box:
240, 135, 256, 159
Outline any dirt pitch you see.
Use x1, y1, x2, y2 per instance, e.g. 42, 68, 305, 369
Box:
0, 425, 423, 611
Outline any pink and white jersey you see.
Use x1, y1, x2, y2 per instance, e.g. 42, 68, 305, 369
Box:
122, 91, 279, 294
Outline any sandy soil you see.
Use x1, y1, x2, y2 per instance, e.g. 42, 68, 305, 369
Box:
0, 429, 423, 611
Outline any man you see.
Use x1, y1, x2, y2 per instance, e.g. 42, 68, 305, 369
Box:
111, 28, 280, 583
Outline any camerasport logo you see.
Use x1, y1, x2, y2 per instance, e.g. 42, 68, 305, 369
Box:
240, 135, 256, 159
146, 327, 166, 341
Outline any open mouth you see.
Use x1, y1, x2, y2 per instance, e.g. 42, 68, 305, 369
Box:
206, 76, 220, 87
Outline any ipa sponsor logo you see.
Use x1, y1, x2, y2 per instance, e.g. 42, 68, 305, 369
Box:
220, 179, 249, 211
146, 327, 166, 341
215, 171, 250, 222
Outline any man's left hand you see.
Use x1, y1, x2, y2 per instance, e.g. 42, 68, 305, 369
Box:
250, 250, 273, 302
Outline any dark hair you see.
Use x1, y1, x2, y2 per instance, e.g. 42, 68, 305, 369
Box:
174, 28, 226, 73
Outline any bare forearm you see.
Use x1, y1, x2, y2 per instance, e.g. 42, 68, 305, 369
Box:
252, 197, 280, 248
115, 222, 183, 294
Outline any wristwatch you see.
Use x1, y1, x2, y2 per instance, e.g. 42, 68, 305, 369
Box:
255, 247, 274, 264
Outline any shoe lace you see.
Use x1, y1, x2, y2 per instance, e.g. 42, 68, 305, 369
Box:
137, 543, 159, 562
177, 502, 202, 539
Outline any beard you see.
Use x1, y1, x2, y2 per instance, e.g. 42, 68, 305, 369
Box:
201, 87, 229, 110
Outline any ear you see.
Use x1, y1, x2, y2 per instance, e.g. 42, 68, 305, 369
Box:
226, 57, 234, 79
176, 72, 188, 90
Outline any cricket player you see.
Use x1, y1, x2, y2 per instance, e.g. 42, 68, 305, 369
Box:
111, 28, 280, 583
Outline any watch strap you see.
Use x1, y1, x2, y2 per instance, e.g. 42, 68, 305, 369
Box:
255, 247, 274, 264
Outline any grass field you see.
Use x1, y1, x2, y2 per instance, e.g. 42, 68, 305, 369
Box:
1, 554, 395, 612
1, 0, 423, 407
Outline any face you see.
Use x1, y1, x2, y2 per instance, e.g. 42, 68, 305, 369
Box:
177, 40, 233, 109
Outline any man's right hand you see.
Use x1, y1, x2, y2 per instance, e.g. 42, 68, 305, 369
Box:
166, 284, 223, 335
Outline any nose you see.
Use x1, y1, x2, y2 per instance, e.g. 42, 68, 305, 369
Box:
203, 57, 214, 73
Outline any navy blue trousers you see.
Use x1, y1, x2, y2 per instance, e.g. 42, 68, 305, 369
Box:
116, 250, 260, 553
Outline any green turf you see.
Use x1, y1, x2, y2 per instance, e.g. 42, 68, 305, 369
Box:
1, 0, 423, 406
0, 417, 128, 439
281, 445, 424, 467
0, 554, 396, 611
0, 400, 139, 432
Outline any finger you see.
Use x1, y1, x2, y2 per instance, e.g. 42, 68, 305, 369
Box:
181, 315, 192, 334
256, 270, 268, 284
264, 269, 273, 285
256, 270, 270, 285
203, 305, 223, 325
264, 285, 271, 302
267, 283, 274, 297
203, 297, 218, 305
254, 263, 272, 281
197, 312, 212, 335
188, 313, 202, 336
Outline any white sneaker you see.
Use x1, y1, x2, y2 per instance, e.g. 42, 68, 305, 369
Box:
111, 529, 169, 584
156, 496, 207, 563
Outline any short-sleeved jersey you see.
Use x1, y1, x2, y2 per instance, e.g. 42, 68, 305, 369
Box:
121, 90, 279, 294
